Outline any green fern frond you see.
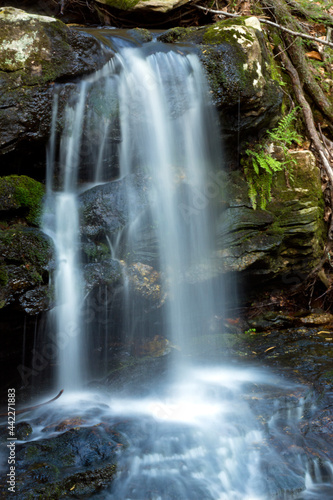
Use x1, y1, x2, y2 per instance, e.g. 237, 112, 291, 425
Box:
243, 108, 303, 211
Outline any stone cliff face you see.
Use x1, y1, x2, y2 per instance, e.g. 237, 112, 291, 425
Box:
0, 8, 325, 314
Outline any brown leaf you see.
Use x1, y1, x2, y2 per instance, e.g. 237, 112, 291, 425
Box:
264, 346, 276, 353
305, 51, 323, 61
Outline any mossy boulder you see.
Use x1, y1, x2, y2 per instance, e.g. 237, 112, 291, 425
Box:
159, 18, 283, 165
0, 175, 44, 225
95, 0, 191, 13
0, 7, 112, 158
216, 150, 326, 287
0, 7, 110, 85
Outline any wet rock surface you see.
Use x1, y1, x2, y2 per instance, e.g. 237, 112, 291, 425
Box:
0, 227, 53, 314
0, 420, 122, 499
2, 334, 333, 499
159, 18, 283, 158
0, 7, 112, 158
216, 150, 325, 289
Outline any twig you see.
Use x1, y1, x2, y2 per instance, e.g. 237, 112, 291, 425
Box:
0, 390, 64, 417
193, 3, 333, 48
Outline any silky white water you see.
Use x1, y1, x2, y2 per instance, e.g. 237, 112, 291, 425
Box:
116, 45, 221, 350
37, 36, 333, 499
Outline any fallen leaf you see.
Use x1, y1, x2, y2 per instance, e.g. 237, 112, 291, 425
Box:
264, 346, 276, 353
70, 485, 76, 491
305, 51, 322, 61
226, 318, 240, 325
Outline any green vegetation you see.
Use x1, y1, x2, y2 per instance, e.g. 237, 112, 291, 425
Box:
0, 175, 44, 225
243, 108, 303, 210
0, 264, 8, 286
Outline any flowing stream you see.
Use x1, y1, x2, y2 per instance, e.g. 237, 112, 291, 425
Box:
26, 34, 333, 498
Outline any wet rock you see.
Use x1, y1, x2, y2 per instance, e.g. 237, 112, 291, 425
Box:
16, 422, 33, 441
0, 7, 112, 158
83, 260, 122, 292
103, 352, 172, 395
216, 151, 325, 288
0, 227, 53, 314
0, 175, 44, 225
95, 0, 191, 13
159, 18, 283, 158
2, 424, 122, 499
299, 313, 333, 325
125, 262, 164, 305
79, 174, 149, 242
128, 27, 153, 43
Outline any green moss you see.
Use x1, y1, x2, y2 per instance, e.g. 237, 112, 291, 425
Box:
158, 26, 200, 44
0, 175, 44, 225
0, 227, 52, 286
0, 264, 8, 286
84, 242, 111, 262
203, 19, 254, 45
97, 0, 140, 10
323, 369, 333, 380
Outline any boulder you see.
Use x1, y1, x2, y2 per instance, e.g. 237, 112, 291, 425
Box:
2, 423, 123, 499
95, 0, 191, 13
0, 7, 112, 158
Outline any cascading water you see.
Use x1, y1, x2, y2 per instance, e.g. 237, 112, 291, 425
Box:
117, 45, 222, 352
43, 86, 88, 389
31, 34, 333, 499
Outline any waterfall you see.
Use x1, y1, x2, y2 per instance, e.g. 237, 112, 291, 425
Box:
32, 35, 333, 500
43, 41, 222, 387
117, 46, 222, 351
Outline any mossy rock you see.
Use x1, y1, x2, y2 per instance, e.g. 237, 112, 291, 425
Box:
0, 175, 44, 225
128, 27, 153, 43
215, 151, 325, 285
0, 7, 111, 86
0, 226, 53, 313
95, 0, 191, 13
13, 425, 120, 499
0, 7, 112, 156
159, 18, 283, 157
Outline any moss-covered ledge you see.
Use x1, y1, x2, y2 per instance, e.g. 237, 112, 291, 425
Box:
215, 150, 326, 286
0, 174, 54, 314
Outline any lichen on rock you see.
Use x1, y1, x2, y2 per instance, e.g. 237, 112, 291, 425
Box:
0, 7, 112, 156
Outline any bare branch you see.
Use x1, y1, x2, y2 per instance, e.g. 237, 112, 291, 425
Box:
193, 3, 333, 48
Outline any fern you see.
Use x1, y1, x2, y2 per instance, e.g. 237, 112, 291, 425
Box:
243, 108, 302, 210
